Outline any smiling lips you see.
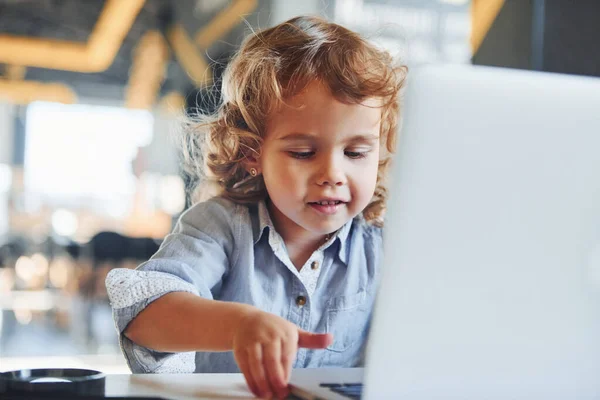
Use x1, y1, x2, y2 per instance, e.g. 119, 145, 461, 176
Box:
308, 199, 347, 215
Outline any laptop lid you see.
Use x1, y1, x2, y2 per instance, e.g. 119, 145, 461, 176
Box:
364, 65, 600, 400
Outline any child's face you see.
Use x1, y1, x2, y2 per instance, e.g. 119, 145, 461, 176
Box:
258, 81, 381, 239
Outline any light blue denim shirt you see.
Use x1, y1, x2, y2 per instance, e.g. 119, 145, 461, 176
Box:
105, 197, 382, 373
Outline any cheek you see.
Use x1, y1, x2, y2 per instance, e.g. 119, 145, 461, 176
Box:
351, 155, 380, 198
262, 154, 301, 190
366, 163, 379, 192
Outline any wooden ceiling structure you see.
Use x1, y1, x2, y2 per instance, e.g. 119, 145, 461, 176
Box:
471, 0, 505, 54
0, 0, 506, 109
0, 0, 258, 109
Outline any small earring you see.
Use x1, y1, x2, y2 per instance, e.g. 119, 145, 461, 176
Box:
250, 168, 258, 177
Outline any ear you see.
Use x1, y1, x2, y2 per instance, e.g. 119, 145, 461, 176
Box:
243, 154, 261, 176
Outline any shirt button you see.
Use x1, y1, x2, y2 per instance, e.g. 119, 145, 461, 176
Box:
311, 261, 319, 270
296, 295, 307, 307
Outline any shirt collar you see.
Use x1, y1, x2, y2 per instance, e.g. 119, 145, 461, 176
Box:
254, 199, 273, 245
335, 217, 353, 265
254, 199, 353, 265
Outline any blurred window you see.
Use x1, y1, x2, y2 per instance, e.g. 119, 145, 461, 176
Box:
24, 102, 153, 217
333, 0, 471, 65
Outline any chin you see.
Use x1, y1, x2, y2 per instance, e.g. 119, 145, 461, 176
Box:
305, 219, 347, 235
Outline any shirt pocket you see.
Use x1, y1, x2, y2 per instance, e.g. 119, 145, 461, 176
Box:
325, 289, 369, 353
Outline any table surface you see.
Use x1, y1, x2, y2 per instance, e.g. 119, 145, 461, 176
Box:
105, 373, 266, 400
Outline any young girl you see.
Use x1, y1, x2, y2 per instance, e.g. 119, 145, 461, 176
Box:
106, 15, 406, 399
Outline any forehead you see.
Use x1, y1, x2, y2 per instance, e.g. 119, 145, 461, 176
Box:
265, 81, 382, 139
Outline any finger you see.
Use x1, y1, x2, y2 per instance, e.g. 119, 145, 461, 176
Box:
248, 343, 272, 399
281, 338, 296, 384
298, 331, 334, 349
235, 352, 260, 397
263, 341, 288, 399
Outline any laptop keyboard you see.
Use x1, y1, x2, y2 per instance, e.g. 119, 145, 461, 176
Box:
320, 383, 363, 399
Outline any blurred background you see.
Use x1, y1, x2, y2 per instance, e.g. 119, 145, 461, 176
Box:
0, 0, 598, 374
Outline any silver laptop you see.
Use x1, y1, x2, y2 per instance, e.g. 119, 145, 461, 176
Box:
290, 65, 600, 400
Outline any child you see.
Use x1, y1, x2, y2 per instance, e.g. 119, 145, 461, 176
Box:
106, 15, 406, 399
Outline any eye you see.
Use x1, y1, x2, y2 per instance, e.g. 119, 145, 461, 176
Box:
345, 150, 369, 159
288, 151, 315, 159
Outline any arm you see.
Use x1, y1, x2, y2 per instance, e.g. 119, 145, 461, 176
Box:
106, 199, 239, 373
107, 199, 331, 398
124, 291, 256, 352
126, 289, 332, 400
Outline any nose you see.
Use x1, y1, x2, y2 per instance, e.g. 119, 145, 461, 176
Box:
316, 154, 346, 187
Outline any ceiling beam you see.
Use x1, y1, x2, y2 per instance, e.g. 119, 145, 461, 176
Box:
125, 31, 170, 109
168, 24, 213, 87
0, 80, 77, 104
195, 0, 258, 49
4, 65, 27, 80
0, 0, 145, 73
471, 0, 505, 54
167, 0, 258, 89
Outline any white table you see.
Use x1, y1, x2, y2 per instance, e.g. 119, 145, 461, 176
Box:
105, 373, 259, 399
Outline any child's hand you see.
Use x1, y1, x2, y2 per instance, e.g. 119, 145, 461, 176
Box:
233, 310, 333, 399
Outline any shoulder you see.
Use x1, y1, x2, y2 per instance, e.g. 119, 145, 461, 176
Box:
182, 196, 239, 218
349, 217, 384, 261
174, 197, 250, 239
351, 215, 383, 243
338, 216, 383, 263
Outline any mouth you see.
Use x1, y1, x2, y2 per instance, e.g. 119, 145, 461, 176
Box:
308, 199, 347, 215
309, 200, 345, 206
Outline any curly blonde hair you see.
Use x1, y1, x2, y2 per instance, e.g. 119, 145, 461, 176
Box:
181, 15, 407, 226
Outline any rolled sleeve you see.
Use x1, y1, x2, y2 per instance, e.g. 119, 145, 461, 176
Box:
105, 198, 239, 373
106, 269, 198, 333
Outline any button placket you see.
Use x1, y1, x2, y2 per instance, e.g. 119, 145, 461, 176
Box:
289, 279, 310, 326
300, 251, 324, 297
296, 294, 307, 307
290, 280, 311, 367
